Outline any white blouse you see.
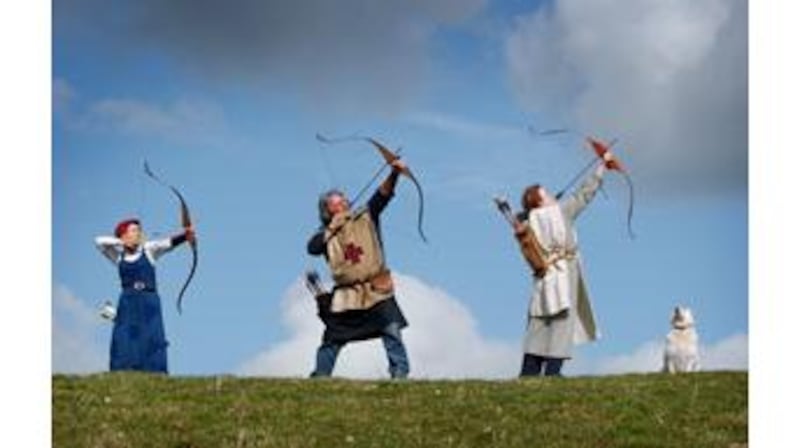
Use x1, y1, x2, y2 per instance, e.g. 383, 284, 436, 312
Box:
94, 236, 176, 265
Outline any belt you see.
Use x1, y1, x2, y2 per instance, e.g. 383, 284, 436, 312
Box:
122, 281, 156, 292
531, 247, 577, 278
333, 269, 392, 290
545, 247, 578, 262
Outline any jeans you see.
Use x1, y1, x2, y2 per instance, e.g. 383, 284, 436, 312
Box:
312, 323, 410, 378
520, 354, 564, 377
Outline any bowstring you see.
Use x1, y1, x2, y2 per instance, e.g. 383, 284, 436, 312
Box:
316, 136, 339, 190
315, 132, 389, 207
349, 147, 404, 206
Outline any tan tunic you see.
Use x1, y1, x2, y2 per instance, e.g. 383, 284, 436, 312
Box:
326, 210, 394, 313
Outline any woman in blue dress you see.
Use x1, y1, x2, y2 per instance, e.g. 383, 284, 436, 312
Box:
95, 219, 194, 373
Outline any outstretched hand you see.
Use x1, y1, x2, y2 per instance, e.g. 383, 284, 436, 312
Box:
327, 212, 349, 232
602, 150, 622, 171
184, 226, 196, 243
390, 158, 408, 173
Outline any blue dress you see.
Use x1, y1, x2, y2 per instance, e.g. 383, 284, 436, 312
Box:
110, 250, 168, 373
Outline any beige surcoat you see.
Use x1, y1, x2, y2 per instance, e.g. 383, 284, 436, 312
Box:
326, 210, 394, 312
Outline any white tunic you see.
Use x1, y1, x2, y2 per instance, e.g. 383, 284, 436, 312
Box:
527, 204, 572, 317
522, 169, 603, 358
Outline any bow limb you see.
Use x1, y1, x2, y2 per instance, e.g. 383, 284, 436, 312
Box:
587, 137, 636, 239
365, 138, 428, 243
317, 133, 428, 243
403, 168, 427, 243
144, 161, 198, 314
177, 247, 198, 314
172, 187, 198, 314
619, 171, 636, 239
366, 138, 400, 165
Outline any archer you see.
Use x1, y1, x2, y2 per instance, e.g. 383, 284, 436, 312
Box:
94, 219, 195, 373
500, 146, 620, 377
305, 158, 412, 379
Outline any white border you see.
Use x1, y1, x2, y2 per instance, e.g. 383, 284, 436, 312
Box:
0, 1, 51, 445
751, 0, 799, 445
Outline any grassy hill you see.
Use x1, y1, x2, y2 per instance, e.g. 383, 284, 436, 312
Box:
53, 371, 746, 447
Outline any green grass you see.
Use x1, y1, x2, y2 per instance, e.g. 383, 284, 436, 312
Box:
53, 371, 747, 448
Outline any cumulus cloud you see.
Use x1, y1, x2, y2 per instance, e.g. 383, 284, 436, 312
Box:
238, 273, 747, 379
238, 273, 519, 379
568, 333, 748, 375
699, 333, 748, 371
52, 285, 107, 374
505, 0, 747, 195
54, 0, 487, 115
54, 277, 746, 378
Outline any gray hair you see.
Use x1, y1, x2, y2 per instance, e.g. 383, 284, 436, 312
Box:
318, 189, 347, 224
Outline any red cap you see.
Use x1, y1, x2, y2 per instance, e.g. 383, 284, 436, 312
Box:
114, 219, 141, 237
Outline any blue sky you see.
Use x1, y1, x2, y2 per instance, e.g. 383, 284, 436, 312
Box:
52, 0, 748, 377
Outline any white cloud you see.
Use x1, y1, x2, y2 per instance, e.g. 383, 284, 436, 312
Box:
52, 285, 107, 374
237, 273, 519, 379
54, 278, 747, 378
700, 333, 748, 371
568, 333, 748, 375
54, 78, 241, 148
505, 0, 747, 195
70, 96, 232, 147
239, 273, 747, 379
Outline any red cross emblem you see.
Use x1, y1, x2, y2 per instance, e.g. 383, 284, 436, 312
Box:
343, 243, 364, 264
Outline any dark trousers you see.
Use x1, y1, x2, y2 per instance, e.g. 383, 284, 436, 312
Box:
311, 322, 409, 379
520, 354, 564, 377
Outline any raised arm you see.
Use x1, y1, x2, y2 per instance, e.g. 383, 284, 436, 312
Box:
94, 236, 123, 264
561, 163, 606, 221
144, 229, 192, 260
367, 164, 401, 220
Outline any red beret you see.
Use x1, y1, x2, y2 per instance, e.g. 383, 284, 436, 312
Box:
114, 219, 141, 237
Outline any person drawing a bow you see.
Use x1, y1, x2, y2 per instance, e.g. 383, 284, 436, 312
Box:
496, 140, 624, 377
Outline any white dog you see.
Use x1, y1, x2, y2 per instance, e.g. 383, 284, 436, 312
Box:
663, 306, 700, 373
